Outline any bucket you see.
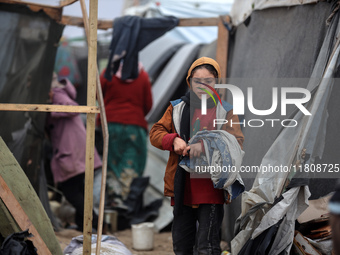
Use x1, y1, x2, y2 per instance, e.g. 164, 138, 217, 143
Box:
131, 222, 154, 251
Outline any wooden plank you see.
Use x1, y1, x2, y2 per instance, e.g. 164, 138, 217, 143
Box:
0, 176, 52, 255
28, 5, 62, 21
83, 0, 99, 253
61, 15, 112, 30
178, 17, 219, 27
0, 138, 62, 255
216, 15, 230, 100
0, 103, 99, 113
60, 15, 219, 30
79, 0, 110, 253
0, 199, 21, 239
93, 74, 109, 255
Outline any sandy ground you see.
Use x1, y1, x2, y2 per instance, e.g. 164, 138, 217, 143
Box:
55, 228, 174, 255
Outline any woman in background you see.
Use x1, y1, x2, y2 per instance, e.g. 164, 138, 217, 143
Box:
98, 62, 153, 206
47, 73, 103, 232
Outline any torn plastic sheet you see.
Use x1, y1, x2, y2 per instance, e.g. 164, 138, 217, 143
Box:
231, 10, 340, 255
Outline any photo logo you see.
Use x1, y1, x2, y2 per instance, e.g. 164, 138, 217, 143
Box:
200, 84, 312, 128
198, 81, 222, 115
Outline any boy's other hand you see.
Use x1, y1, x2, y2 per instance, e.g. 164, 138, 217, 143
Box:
173, 137, 187, 156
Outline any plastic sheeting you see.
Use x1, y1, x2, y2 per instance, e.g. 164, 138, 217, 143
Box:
230, 0, 318, 26
235, 186, 310, 255
220, 0, 340, 246
139, 33, 185, 82
64, 235, 132, 255
0, 3, 64, 229
230, 2, 340, 254
0, 3, 64, 191
145, 43, 200, 122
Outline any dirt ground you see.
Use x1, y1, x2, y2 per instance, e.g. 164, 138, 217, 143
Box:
55, 228, 174, 255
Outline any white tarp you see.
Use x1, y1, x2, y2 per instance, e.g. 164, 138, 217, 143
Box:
230, 0, 318, 26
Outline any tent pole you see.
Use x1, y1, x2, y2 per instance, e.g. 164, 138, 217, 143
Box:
80, 0, 109, 254
83, 0, 98, 254
216, 15, 230, 100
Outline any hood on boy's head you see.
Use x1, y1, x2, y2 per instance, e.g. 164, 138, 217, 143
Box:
186, 57, 221, 87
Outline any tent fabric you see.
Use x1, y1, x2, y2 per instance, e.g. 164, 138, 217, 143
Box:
0, 2, 64, 191
230, 0, 319, 26
253, 186, 310, 254
228, 2, 340, 254
0, 3, 64, 229
145, 43, 200, 122
139, 33, 185, 82
124, 0, 233, 44
236, 186, 310, 255
219, 0, 340, 246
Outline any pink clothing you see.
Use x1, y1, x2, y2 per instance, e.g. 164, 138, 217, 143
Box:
47, 78, 102, 183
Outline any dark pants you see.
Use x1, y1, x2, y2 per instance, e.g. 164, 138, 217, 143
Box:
58, 173, 99, 231
172, 204, 224, 255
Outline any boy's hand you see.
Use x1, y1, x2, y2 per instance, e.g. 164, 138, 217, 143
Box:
173, 137, 188, 156
188, 143, 202, 158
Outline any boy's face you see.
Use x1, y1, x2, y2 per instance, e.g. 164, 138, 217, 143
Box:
191, 67, 216, 99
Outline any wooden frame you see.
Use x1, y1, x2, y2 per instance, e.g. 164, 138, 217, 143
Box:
216, 15, 231, 99
61, 15, 220, 30
0, 104, 99, 113
0, 1, 101, 254
83, 0, 98, 253
59, 14, 230, 92
78, 0, 109, 253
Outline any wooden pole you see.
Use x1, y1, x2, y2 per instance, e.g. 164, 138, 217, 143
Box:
216, 15, 230, 100
79, 0, 109, 254
83, 0, 98, 254
0, 103, 99, 113
60, 15, 219, 30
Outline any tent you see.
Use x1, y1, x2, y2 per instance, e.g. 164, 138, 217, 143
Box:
0, 1, 103, 253
124, 0, 233, 43
222, 0, 340, 253
0, 1, 64, 227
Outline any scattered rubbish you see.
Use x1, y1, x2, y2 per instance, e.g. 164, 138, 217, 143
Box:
294, 194, 334, 255
0, 230, 37, 255
293, 231, 322, 255
63, 234, 132, 255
